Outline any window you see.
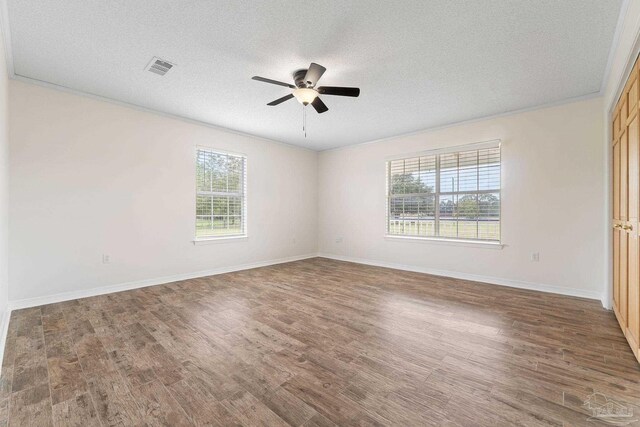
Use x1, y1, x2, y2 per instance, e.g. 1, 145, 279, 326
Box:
386, 141, 500, 242
196, 148, 246, 239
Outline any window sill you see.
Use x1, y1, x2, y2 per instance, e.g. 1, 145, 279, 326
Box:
192, 235, 248, 245
384, 235, 504, 249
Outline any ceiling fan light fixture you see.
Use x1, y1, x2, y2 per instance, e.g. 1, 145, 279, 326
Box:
293, 88, 318, 105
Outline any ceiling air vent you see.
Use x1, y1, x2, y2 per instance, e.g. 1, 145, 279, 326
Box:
146, 57, 175, 76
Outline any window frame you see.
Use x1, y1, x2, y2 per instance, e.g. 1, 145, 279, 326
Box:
194, 146, 248, 242
385, 140, 502, 245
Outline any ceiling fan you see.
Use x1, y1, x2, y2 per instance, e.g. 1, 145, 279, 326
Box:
252, 63, 360, 114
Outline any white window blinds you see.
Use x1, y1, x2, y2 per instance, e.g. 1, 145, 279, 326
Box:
196, 148, 247, 238
387, 142, 501, 242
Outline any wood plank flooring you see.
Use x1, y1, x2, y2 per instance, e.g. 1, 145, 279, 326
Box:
0, 257, 639, 426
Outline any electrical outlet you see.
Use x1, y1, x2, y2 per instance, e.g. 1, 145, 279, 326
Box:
335, 237, 343, 243
531, 252, 540, 262
102, 254, 111, 264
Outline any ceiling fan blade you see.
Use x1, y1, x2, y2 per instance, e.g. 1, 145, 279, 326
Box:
304, 63, 326, 87
252, 76, 295, 88
267, 94, 294, 106
317, 86, 360, 97
311, 97, 329, 114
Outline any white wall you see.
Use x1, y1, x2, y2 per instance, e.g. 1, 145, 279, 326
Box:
0, 21, 9, 331
318, 97, 605, 300
8, 80, 317, 303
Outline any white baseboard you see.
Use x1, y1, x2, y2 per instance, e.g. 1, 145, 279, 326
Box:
1, 250, 607, 366
8, 253, 317, 311
317, 252, 605, 304
8, 252, 607, 311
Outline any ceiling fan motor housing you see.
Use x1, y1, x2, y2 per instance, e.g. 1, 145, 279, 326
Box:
294, 69, 311, 88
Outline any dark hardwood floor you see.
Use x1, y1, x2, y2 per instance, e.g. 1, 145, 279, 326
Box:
0, 257, 639, 426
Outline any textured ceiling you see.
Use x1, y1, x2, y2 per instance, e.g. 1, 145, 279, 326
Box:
6, 0, 623, 150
